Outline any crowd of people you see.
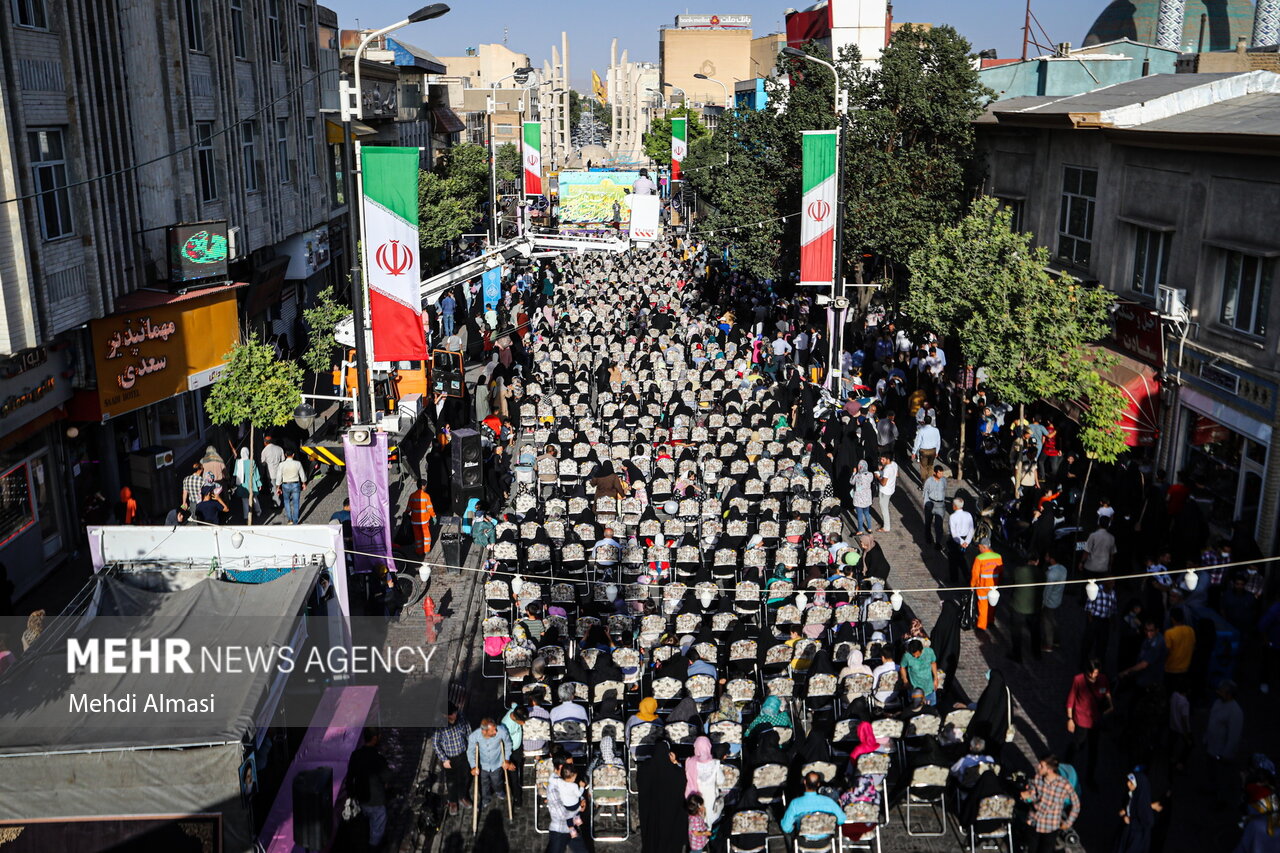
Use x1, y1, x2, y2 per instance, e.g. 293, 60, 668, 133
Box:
409, 242, 1132, 853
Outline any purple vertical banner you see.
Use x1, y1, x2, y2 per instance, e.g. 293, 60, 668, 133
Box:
343, 431, 395, 574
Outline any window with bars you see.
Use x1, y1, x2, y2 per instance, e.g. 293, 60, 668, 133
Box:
184, 0, 203, 51
1131, 227, 1171, 296
195, 122, 217, 202
1219, 250, 1274, 338
230, 0, 247, 59
276, 118, 291, 184
1056, 166, 1097, 269
298, 4, 315, 68
241, 121, 259, 191
10, 0, 47, 29
28, 129, 73, 240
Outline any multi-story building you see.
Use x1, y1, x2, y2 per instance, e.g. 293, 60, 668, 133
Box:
659, 15, 754, 106
437, 43, 532, 90
976, 70, 1280, 550
0, 0, 334, 594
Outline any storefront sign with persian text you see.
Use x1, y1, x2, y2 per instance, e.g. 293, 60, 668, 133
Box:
90, 290, 240, 420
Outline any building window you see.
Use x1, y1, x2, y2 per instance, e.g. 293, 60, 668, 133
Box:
1131, 228, 1171, 297
10, 0, 47, 29
184, 0, 203, 51
1219, 251, 1274, 337
241, 121, 259, 191
230, 0, 246, 58
0, 463, 35, 548
996, 197, 1024, 232
266, 0, 282, 61
194, 122, 217, 202
298, 3, 315, 68
28, 129, 73, 240
276, 118, 291, 184
1056, 165, 1096, 268
305, 117, 317, 176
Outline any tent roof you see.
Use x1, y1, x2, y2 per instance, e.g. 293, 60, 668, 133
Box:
0, 568, 317, 754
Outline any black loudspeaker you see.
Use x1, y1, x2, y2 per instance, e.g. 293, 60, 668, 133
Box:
449, 428, 485, 512
451, 428, 483, 488
292, 766, 333, 850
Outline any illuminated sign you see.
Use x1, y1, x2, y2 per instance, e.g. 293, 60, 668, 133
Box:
167, 220, 229, 283
0, 377, 55, 418
675, 14, 752, 28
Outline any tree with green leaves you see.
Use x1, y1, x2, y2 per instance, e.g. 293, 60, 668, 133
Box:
496, 142, 521, 182
301, 286, 350, 380
842, 25, 991, 283
204, 334, 304, 524
904, 196, 1129, 474
418, 170, 473, 261
643, 107, 710, 166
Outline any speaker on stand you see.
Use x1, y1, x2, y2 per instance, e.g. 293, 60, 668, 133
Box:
449, 427, 485, 513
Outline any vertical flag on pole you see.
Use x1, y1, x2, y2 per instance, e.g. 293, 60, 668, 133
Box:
799, 130, 837, 289
361, 146, 427, 362
671, 116, 687, 181
522, 121, 542, 196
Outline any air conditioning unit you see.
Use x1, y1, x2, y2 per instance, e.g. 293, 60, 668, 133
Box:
1157, 285, 1188, 320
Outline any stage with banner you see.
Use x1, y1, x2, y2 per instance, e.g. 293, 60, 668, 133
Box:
557, 171, 641, 224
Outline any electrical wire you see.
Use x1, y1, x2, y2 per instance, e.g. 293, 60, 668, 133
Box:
182, 516, 1276, 600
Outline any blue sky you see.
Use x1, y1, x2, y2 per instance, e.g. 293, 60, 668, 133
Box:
322, 0, 1096, 88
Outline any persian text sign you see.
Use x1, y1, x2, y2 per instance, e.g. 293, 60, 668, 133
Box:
90, 290, 241, 420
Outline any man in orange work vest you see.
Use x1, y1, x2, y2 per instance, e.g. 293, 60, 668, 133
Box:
409, 479, 437, 556
970, 541, 1004, 631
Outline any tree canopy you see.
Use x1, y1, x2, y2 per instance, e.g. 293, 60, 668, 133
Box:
204, 334, 304, 431
643, 107, 710, 166
904, 196, 1129, 462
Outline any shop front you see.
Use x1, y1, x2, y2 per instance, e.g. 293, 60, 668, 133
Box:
1175, 383, 1272, 539
81, 286, 243, 520
0, 345, 76, 596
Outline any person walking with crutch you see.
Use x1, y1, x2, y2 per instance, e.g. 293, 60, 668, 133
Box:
467, 717, 515, 817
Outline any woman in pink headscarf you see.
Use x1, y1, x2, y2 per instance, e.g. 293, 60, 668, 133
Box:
684, 736, 726, 825
848, 721, 880, 763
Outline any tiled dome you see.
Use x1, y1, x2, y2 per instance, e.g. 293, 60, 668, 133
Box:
1083, 0, 1256, 52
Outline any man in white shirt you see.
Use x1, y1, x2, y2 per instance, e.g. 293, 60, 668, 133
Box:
877, 453, 898, 533
549, 683, 590, 726
631, 168, 656, 195
260, 436, 285, 512
871, 648, 900, 705
770, 332, 792, 375
948, 497, 975, 586
910, 416, 942, 482
925, 346, 947, 377
793, 328, 810, 366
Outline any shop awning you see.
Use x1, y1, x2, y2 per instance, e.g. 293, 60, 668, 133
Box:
1056, 346, 1161, 447
430, 103, 466, 135
324, 118, 378, 144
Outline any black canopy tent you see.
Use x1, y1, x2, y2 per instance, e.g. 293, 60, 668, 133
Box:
0, 567, 318, 852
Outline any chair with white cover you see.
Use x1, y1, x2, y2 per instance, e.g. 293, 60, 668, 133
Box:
589, 761, 629, 842
842, 797, 882, 853
553, 718, 589, 759
482, 616, 510, 679
751, 762, 788, 808
727, 809, 772, 853
791, 812, 840, 853
966, 793, 1016, 853
904, 764, 950, 836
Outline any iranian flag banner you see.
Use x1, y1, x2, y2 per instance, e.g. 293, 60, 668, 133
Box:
522, 121, 543, 196
362, 146, 427, 362
799, 129, 837, 288
671, 116, 687, 181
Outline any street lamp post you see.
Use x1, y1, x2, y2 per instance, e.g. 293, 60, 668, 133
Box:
693, 72, 730, 110
488, 66, 535, 244
341, 3, 449, 424
782, 46, 848, 390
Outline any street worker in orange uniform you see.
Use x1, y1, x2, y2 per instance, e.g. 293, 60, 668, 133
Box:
410, 479, 437, 556
970, 540, 1004, 631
